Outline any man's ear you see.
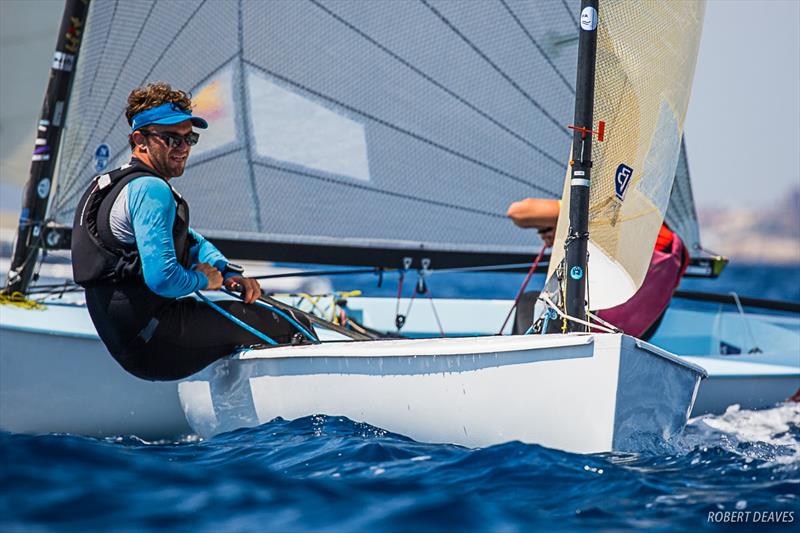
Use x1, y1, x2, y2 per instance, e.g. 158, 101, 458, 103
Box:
131, 131, 147, 151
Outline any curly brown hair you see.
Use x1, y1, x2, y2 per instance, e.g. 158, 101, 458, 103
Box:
126, 82, 193, 149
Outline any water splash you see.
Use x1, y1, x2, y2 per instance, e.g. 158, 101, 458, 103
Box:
685, 402, 800, 465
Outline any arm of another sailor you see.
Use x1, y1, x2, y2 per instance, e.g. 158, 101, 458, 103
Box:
507, 198, 560, 247
127, 176, 214, 297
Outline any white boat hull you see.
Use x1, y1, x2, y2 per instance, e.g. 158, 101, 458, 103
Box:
0, 303, 190, 438
2, 293, 795, 440
341, 297, 800, 416
179, 333, 705, 454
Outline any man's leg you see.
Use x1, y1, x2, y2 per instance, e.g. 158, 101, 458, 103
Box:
129, 298, 311, 380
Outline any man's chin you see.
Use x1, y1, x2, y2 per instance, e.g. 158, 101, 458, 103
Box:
170, 164, 187, 177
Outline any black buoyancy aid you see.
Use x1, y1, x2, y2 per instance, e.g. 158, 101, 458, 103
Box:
71, 159, 194, 287
72, 159, 197, 357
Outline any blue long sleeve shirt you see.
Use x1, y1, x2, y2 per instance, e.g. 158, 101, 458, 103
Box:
123, 176, 231, 298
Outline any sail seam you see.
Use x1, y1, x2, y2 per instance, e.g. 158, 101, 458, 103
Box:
420, 0, 569, 138
499, 0, 575, 94
181, 145, 245, 173
243, 59, 557, 196
237, 0, 264, 231
308, 0, 563, 167
560, 0, 579, 28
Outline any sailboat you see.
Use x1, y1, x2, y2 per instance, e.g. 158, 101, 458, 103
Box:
0, 0, 796, 449
176, 0, 712, 454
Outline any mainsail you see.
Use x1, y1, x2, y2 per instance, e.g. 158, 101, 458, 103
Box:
45, 0, 700, 271
547, 1, 705, 310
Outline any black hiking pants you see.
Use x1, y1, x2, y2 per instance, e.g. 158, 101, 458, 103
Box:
118, 297, 311, 381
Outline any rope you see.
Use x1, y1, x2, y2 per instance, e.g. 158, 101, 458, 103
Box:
401, 284, 418, 330
729, 291, 762, 354
221, 288, 320, 344
0, 291, 47, 310
268, 290, 379, 339
194, 291, 278, 346
251, 268, 381, 280
586, 311, 622, 334
240, 262, 550, 284
559, 263, 568, 333
424, 284, 446, 337
539, 293, 617, 334
394, 269, 406, 331
498, 244, 548, 334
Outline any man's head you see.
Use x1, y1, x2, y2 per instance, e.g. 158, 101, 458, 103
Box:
125, 82, 207, 179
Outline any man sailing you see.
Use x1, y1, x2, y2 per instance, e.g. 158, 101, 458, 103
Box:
72, 82, 308, 380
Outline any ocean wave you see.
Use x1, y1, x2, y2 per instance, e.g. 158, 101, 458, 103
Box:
1, 404, 798, 531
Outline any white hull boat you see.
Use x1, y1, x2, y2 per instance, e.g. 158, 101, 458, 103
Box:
2, 293, 798, 440
177, 333, 706, 454
0, 301, 190, 438
650, 307, 800, 415
2, 291, 798, 440
0, 0, 794, 452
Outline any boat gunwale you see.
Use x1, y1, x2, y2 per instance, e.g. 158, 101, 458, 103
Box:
235, 333, 596, 360
634, 338, 708, 378
0, 322, 99, 340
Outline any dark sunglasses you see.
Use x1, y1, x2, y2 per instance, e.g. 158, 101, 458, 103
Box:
141, 130, 200, 148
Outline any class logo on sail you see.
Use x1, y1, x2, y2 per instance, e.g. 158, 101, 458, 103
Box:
615, 164, 633, 201
94, 144, 110, 172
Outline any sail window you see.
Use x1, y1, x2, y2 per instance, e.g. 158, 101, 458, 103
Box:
246, 67, 370, 182
637, 101, 681, 217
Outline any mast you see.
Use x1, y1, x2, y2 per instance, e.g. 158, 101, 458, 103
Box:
3, 0, 91, 295
564, 0, 599, 332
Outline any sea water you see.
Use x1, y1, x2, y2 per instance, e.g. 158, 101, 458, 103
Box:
1, 405, 798, 531
1, 263, 798, 531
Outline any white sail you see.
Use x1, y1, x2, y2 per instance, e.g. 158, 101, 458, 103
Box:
548, 1, 705, 309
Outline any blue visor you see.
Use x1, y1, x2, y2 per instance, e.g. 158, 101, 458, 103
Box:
130, 103, 208, 131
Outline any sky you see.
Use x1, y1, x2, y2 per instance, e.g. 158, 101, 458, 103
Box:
1, 0, 798, 214
684, 0, 800, 209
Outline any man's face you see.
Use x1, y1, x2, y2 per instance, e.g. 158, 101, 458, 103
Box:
138, 120, 194, 178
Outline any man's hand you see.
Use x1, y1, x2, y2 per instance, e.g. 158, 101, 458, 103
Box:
538, 227, 555, 248
195, 262, 223, 290
224, 275, 261, 304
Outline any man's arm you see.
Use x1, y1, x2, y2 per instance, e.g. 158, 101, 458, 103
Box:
506, 198, 560, 229
188, 227, 233, 277
128, 177, 209, 297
